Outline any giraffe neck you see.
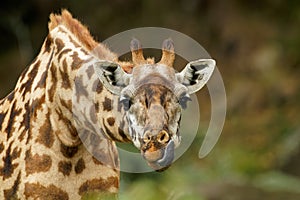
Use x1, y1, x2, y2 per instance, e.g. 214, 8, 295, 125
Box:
41, 24, 131, 145
0, 16, 130, 199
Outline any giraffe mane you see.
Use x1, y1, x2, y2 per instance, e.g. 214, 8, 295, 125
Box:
48, 9, 135, 72
48, 9, 98, 52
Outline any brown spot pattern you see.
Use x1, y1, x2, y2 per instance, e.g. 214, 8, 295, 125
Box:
36, 71, 47, 89
44, 35, 53, 53
55, 38, 65, 53
102, 97, 113, 112
58, 161, 72, 176
107, 117, 115, 126
0, 143, 18, 180
78, 177, 119, 195
95, 102, 100, 113
60, 143, 78, 158
19, 61, 40, 96
48, 63, 58, 102
4, 171, 21, 199
0, 142, 4, 154
6, 102, 21, 139
21, 102, 30, 132
0, 111, 7, 130
35, 50, 53, 90
75, 158, 86, 174
93, 81, 103, 94
25, 149, 52, 175
86, 65, 95, 79
71, 51, 84, 70
11, 146, 21, 160
25, 183, 69, 200
75, 75, 88, 102
36, 116, 54, 148
31, 95, 45, 118
60, 59, 71, 89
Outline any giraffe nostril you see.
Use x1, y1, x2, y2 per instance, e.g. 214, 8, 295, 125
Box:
143, 131, 152, 143
157, 130, 169, 144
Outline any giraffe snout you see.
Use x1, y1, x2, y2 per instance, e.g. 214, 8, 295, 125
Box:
141, 130, 174, 171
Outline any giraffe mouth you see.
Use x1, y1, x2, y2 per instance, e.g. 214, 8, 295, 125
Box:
141, 140, 175, 171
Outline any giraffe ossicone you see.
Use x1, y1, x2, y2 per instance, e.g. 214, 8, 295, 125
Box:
0, 9, 215, 199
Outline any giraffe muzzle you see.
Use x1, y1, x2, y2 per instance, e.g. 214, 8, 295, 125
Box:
144, 140, 175, 172
141, 131, 175, 171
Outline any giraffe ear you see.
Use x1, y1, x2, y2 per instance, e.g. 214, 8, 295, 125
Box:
94, 61, 132, 95
176, 59, 215, 94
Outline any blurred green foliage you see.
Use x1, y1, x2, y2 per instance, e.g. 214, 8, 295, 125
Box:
0, 0, 300, 199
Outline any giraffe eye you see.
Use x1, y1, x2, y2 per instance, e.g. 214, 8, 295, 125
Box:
178, 93, 191, 109
120, 95, 132, 111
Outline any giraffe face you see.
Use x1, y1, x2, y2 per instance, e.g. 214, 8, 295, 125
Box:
95, 39, 215, 170
125, 82, 182, 171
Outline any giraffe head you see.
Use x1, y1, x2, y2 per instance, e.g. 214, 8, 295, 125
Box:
95, 39, 215, 171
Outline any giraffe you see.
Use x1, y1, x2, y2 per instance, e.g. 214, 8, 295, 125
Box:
0, 10, 215, 199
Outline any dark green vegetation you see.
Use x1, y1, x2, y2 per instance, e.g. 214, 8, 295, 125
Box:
1, 1, 299, 199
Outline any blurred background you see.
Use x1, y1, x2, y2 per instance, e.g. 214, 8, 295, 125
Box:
0, 0, 299, 199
